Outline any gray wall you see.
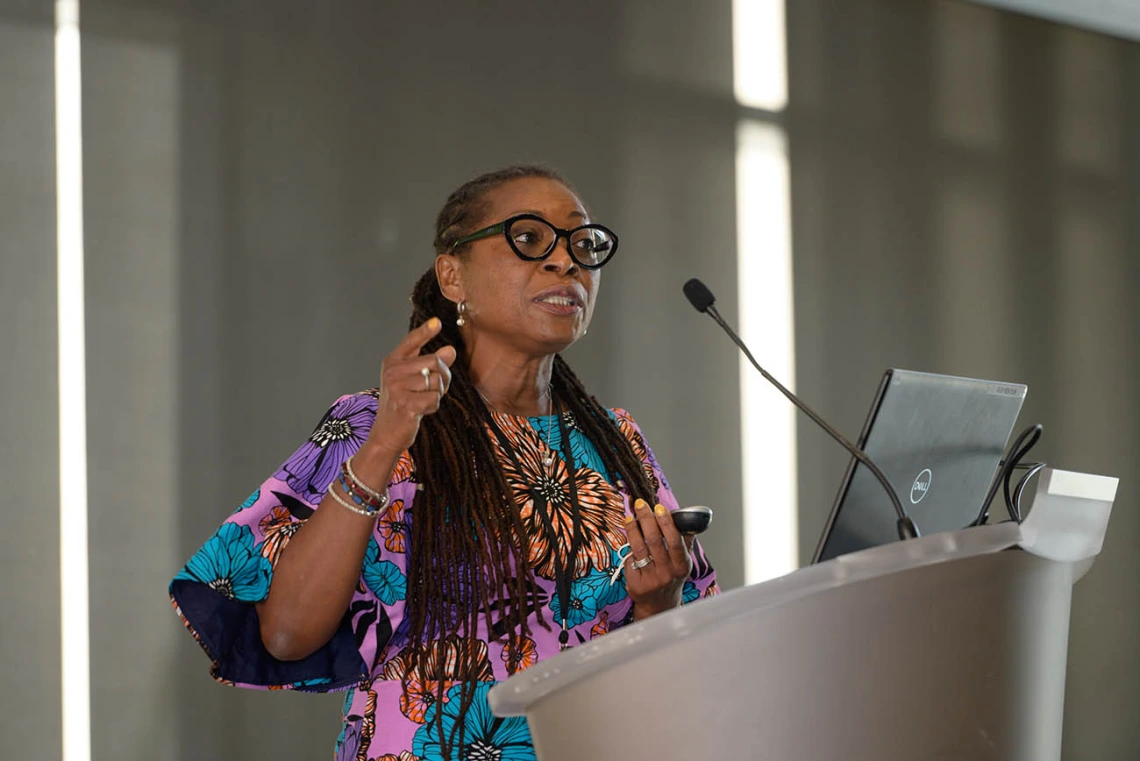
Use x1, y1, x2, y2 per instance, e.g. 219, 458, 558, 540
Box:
0, 2, 61, 759
788, 1, 1140, 758
3, 0, 1138, 759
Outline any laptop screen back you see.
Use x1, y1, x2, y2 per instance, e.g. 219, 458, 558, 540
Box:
812, 369, 1027, 563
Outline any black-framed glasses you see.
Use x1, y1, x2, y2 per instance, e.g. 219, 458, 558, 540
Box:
450, 214, 619, 270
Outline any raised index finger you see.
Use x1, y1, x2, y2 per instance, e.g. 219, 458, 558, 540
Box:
391, 317, 442, 359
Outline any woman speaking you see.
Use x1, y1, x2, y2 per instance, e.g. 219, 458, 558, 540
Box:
170, 165, 718, 761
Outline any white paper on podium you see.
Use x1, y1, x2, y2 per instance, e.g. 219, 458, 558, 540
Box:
1019, 467, 1118, 564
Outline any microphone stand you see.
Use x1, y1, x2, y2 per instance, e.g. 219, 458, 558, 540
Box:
700, 301, 919, 541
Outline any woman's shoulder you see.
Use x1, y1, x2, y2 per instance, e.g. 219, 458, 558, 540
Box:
301, 389, 382, 433
607, 406, 644, 434
606, 407, 651, 451
608, 406, 636, 424
325, 387, 382, 412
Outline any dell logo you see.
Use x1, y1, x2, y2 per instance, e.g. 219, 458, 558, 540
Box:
910, 469, 933, 504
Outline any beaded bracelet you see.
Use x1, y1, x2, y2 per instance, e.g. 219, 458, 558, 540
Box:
345, 456, 387, 504
331, 456, 390, 516
328, 480, 377, 518
335, 457, 389, 510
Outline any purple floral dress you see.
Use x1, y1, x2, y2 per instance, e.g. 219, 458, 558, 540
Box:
170, 391, 718, 761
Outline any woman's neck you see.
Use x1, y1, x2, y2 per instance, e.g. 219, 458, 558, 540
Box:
467, 348, 555, 418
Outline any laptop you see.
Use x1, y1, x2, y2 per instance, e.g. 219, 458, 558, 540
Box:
812, 369, 1027, 564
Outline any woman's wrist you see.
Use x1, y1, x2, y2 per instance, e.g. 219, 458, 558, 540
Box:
630, 594, 682, 622
349, 439, 401, 492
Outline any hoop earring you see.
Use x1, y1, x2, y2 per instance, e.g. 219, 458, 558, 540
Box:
456, 300, 467, 327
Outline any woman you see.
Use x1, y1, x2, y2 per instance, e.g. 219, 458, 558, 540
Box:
170, 165, 718, 761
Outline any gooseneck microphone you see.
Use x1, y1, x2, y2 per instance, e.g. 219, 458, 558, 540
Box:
683, 278, 920, 541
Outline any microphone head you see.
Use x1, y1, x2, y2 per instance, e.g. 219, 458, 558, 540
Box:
683, 278, 716, 313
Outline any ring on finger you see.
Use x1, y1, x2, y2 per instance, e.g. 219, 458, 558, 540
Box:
421, 367, 431, 391
630, 555, 654, 571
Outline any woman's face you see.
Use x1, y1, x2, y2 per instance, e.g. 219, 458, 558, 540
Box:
439, 177, 602, 357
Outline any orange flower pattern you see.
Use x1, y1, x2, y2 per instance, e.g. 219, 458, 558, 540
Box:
376, 500, 408, 554
590, 611, 610, 639
499, 635, 539, 675
382, 636, 495, 725
257, 505, 303, 566
488, 410, 626, 580
390, 451, 415, 485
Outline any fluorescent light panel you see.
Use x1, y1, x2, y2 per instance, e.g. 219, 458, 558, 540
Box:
735, 120, 797, 584
55, 1, 91, 760
732, 0, 788, 112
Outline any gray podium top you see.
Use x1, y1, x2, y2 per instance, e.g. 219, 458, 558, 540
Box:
489, 468, 1117, 761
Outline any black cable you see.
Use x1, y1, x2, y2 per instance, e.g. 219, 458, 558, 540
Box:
970, 424, 1044, 526
1003, 425, 1042, 523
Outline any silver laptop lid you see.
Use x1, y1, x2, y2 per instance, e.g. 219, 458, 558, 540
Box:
813, 369, 1027, 563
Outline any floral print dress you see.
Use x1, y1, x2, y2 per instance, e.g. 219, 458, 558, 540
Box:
170, 391, 718, 761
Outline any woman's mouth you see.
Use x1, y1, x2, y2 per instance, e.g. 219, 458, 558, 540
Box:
533, 286, 586, 316
534, 294, 581, 315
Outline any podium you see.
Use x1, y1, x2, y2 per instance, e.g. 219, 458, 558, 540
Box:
489, 468, 1118, 761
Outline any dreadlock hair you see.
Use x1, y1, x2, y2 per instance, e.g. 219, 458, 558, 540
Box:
402, 165, 657, 758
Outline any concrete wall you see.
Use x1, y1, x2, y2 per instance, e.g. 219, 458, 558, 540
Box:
0, 2, 61, 758
788, 2, 1140, 758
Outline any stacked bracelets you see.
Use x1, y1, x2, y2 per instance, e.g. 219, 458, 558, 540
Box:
328, 455, 390, 517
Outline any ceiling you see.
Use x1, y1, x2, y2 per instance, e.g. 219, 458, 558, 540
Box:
969, 0, 1140, 42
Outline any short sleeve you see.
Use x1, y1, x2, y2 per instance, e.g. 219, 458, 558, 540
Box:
169, 392, 394, 692
609, 408, 720, 618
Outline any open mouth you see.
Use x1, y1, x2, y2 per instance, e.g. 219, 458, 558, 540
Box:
532, 285, 586, 314
536, 294, 578, 308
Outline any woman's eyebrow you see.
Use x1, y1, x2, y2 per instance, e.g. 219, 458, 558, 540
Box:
511, 209, 587, 220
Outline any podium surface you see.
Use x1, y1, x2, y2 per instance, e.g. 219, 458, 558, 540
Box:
490, 470, 1116, 761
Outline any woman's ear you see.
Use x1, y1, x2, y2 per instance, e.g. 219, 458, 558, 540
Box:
435, 254, 465, 304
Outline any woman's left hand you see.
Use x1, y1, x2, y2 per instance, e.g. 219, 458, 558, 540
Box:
623, 498, 694, 622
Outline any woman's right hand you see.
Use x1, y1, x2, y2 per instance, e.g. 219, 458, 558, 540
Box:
365, 317, 457, 456
258, 318, 454, 661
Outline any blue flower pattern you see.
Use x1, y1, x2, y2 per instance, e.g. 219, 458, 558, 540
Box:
528, 414, 609, 476
175, 522, 272, 602
413, 682, 533, 761
362, 538, 407, 606
548, 556, 631, 629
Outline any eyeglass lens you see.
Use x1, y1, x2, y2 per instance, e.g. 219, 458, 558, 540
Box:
506, 217, 615, 267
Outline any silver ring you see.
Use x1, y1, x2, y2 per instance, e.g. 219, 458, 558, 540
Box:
629, 555, 653, 571
421, 367, 431, 391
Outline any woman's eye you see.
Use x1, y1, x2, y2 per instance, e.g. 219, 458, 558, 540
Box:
576, 238, 607, 253
514, 232, 538, 244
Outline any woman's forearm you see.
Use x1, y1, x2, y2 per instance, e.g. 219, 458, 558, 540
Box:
255, 441, 400, 660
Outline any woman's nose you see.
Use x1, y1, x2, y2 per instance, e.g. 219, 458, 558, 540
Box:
542, 237, 577, 274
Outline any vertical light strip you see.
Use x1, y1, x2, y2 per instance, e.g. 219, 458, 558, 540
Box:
732, 0, 788, 111
55, 1, 91, 760
736, 120, 797, 584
